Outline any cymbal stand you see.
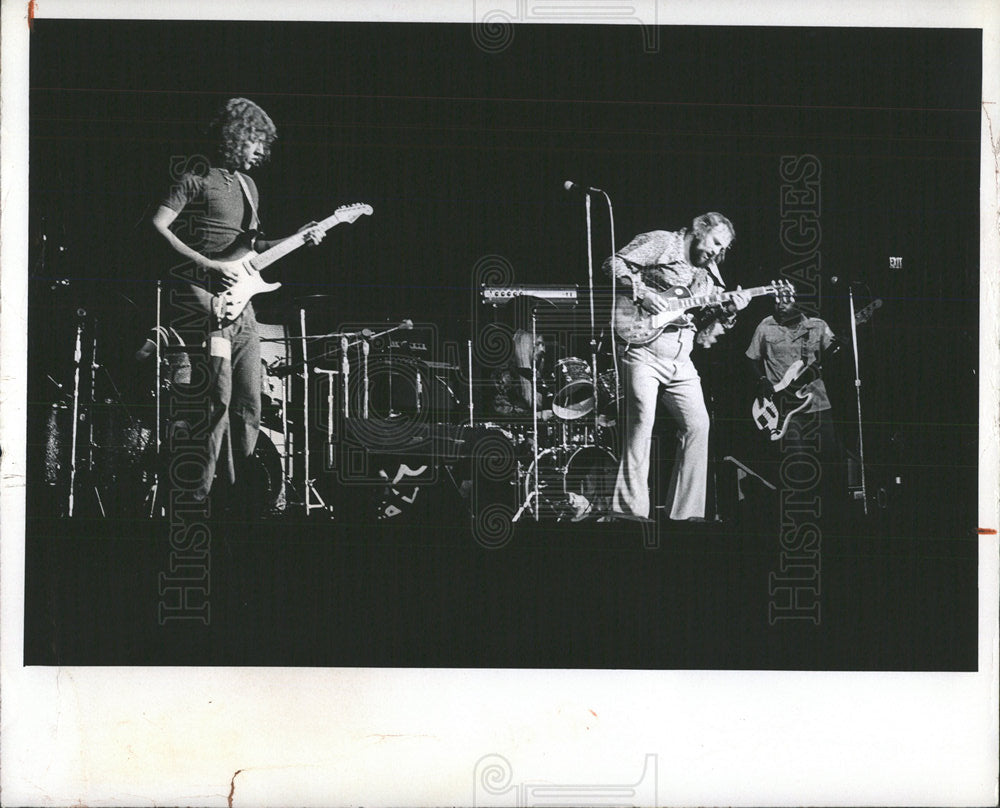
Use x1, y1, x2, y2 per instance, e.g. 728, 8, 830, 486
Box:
300, 307, 329, 515
514, 309, 541, 522
67, 310, 104, 517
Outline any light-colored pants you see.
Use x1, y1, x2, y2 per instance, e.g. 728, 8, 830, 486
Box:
612, 329, 709, 520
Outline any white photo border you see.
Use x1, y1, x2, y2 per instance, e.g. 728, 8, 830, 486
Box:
1, 1, 997, 806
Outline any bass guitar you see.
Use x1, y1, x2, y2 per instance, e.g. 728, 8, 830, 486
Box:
751, 297, 883, 441
188, 202, 373, 327
613, 279, 794, 346
751, 359, 819, 441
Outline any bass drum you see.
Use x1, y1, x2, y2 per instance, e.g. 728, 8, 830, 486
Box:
353, 356, 458, 422
523, 445, 618, 521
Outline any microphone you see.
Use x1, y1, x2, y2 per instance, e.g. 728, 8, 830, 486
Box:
401, 319, 414, 330
563, 180, 603, 195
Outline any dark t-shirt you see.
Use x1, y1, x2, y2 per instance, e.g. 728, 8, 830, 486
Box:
161, 168, 259, 257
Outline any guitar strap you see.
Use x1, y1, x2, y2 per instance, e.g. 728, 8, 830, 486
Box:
234, 171, 260, 232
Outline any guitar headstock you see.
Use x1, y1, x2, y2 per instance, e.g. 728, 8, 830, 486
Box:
854, 298, 883, 325
334, 203, 374, 223
770, 279, 795, 304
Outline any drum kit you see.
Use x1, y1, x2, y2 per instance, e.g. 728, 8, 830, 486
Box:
36, 251, 626, 524
478, 286, 623, 522
503, 358, 621, 522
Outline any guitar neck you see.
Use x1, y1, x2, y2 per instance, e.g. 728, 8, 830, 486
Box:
672, 284, 774, 311
248, 211, 347, 272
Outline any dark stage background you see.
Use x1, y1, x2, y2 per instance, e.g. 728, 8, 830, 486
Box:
23, 21, 980, 668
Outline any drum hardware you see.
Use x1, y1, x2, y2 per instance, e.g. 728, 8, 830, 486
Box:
596, 368, 621, 427
64, 309, 109, 517
299, 306, 332, 516
521, 445, 617, 521
361, 337, 370, 419
552, 357, 595, 420
467, 339, 474, 426
147, 282, 164, 516
314, 366, 339, 468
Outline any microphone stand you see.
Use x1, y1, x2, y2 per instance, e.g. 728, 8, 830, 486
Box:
467, 339, 474, 426
848, 285, 869, 515
340, 335, 350, 419
585, 193, 599, 441
362, 337, 370, 419
145, 283, 164, 517
87, 319, 105, 517
280, 324, 294, 495
67, 313, 84, 516
300, 307, 329, 516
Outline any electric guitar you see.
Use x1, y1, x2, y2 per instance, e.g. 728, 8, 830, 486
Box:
751, 297, 883, 441
186, 202, 373, 327
613, 279, 794, 346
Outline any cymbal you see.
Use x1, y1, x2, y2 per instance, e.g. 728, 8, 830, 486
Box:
293, 294, 338, 307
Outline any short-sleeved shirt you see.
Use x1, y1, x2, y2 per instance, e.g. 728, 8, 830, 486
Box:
161, 168, 259, 257
746, 315, 836, 412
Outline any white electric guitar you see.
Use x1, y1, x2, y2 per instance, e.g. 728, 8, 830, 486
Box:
185, 202, 372, 327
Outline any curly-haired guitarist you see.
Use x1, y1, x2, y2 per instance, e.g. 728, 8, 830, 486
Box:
151, 97, 325, 507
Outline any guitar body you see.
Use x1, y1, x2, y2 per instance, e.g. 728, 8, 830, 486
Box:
613, 286, 694, 346
207, 242, 282, 327
612, 279, 793, 346
175, 202, 373, 328
751, 360, 817, 441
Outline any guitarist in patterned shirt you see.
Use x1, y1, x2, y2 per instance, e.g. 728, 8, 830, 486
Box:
604, 212, 751, 521
151, 97, 326, 508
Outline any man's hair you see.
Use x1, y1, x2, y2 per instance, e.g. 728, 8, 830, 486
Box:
209, 97, 277, 169
690, 211, 735, 263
